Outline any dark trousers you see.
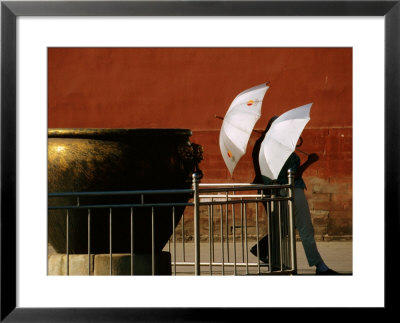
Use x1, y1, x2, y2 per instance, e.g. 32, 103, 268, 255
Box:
251, 200, 284, 268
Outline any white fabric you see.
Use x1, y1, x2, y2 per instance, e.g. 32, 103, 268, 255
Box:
219, 83, 269, 175
259, 103, 312, 180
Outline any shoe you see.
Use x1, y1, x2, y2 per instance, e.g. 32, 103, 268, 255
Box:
316, 268, 341, 275
250, 245, 269, 263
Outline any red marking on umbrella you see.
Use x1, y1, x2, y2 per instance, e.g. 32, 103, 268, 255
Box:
247, 100, 254, 106
227, 150, 233, 158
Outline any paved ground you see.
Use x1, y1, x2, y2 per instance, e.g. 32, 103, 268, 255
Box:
164, 240, 353, 275
48, 240, 352, 275
294, 240, 352, 275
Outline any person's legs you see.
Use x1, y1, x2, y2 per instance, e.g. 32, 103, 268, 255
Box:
294, 188, 324, 267
250, 188, 338, 273
250, 202, 281, 268
250, 234, 269, 261
250, 202, 270, 262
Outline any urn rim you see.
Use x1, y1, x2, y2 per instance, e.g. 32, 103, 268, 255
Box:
48, 128, 192, 139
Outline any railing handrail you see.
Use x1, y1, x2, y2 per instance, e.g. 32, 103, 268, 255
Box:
200, 183, 259, 187
48, 188, 194, 197
48, 181, 292, 210
48, 202, 194, 210
199, 194, 263, 199
48, 183, 290, 198
198, 184, 290, 194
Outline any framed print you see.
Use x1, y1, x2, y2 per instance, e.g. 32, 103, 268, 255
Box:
1, 0, 399, 321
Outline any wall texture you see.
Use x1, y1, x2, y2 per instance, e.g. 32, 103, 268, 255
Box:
48, 47, 352, 239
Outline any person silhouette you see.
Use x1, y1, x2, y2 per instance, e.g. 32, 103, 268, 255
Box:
251, 116, 339, 275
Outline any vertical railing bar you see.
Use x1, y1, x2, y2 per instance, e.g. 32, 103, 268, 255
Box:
131, 207, 134, 276
74, 195, 79, 275
281, 199, 286, 268
208, 205, 212, 276
232, 203, 236, 275
152, 206, 155, 276
244, 202, 249, 275
269, 190, 275, 273
141, 193, 145, 274
109, 208, 112, 276
266, 202, 273, 272
274, 197, 278, 272
193, 173, 200, 276
286, 199, 290, 268
281, 200, 285, 269
240, 198, 244, 264
140, 195, 144, 273
88, 209, 91, 276
255, 202, 260, 274
225, 191, 229, 263
220, 204, 224, 276
172, 206, 176, 276
278, 200, 283, 271
284, 199, 289, 268
288, 170, 297, 273
66, 209, 69, 276
211, 199, 215, 263
167, 203, 170, 253
182, 213, 185, 262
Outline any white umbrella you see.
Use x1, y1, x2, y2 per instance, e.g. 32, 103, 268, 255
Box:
259, 103, 312, 180
219, 83, 269, 175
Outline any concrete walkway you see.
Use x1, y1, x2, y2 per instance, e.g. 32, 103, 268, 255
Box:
294, 240, 352, 275
48, 240, 352, 275
164, 240, 353, 275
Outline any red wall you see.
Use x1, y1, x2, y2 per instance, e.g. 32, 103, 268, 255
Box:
48, 48, 352, 237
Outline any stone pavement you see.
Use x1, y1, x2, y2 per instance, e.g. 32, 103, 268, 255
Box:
164, 240, 352, 275
48, 240, 352, 275
294, 240, 352, 274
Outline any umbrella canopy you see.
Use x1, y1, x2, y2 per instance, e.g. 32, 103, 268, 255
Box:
219, 83, 269, 175
259, 103, 312, 180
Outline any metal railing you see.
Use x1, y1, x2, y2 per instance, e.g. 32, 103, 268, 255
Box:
48, 171, 296, 276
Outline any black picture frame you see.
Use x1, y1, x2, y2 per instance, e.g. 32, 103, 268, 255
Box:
1, 0, 398, 321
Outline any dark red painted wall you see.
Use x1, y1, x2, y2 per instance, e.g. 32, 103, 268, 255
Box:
48, 48, 352, 237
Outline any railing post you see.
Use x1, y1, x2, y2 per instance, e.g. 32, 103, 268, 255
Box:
288, 169, 297, 274
192, 172, 201, 275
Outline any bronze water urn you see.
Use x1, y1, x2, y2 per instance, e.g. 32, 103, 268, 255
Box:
48, 128, 203, 261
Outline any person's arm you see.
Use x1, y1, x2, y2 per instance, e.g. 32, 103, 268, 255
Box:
294, 153, 319, 179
